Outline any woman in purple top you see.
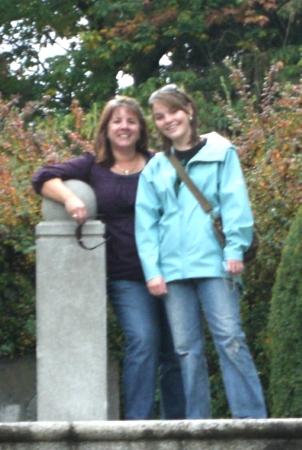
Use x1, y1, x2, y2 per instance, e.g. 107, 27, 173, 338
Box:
32, 96, 184, 420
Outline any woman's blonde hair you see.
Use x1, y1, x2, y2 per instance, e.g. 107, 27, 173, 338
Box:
94, 96, 149, 165
148, 85, 199, 153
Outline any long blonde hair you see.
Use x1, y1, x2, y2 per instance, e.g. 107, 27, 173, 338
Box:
94, 96, 149, 165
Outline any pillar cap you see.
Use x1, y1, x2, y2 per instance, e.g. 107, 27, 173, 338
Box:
42, 180, 97, 221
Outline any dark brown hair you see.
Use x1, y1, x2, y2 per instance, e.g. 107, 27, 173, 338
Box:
94, 96, 149, 165
148, 86, 199, 153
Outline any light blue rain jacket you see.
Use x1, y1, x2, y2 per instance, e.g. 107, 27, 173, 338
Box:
135, 132, 254, 283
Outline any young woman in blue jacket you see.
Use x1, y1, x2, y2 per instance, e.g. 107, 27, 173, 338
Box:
32, 96, 185, 420
135, 85, 267, 419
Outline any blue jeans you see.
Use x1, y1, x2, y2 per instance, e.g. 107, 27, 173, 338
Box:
108, 279, 185, 420
163, 278, 267, 419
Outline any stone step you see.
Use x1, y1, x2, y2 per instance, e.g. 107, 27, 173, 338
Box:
0, 419, 301, 449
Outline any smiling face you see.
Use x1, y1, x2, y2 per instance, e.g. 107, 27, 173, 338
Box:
107, 106, 141, 152
151, 100, 193, 150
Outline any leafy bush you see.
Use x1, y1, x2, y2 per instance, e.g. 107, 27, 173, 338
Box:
268, 205, 302, 417
214, 59, 302, 416
0, 97, 94, 357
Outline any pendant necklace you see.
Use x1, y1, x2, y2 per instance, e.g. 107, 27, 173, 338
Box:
114, 155, 139, 175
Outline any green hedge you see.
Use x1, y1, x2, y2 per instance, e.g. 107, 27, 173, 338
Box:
268, 204, 302, 417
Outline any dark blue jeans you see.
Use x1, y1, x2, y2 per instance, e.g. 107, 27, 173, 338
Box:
108, 279, 185, 420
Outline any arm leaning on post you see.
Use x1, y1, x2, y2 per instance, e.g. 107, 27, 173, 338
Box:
41, 178, 88, 224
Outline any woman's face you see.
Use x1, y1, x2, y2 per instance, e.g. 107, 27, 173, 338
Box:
107, 106, 140, 151
151, 100, 193, 149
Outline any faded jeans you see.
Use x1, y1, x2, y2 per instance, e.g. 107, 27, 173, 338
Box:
108, 279, 185, 420
163, 277, 267, 419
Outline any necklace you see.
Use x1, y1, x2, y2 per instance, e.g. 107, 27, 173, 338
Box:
114, 155, 139, 175
115, 165, 133, 175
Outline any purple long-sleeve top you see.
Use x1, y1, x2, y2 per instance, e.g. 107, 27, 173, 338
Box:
32, 151, 152, 281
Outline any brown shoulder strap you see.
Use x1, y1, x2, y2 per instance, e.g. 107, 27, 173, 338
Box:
166, 152, 213, 214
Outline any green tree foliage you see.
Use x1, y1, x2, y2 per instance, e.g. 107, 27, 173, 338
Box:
268, 205, 302, 417
1, 0, 302, 109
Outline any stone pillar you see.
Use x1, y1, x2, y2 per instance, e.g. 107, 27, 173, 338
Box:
36, 180, 108, 421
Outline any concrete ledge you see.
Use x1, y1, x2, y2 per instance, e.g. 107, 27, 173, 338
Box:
0, 420, 302, 449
